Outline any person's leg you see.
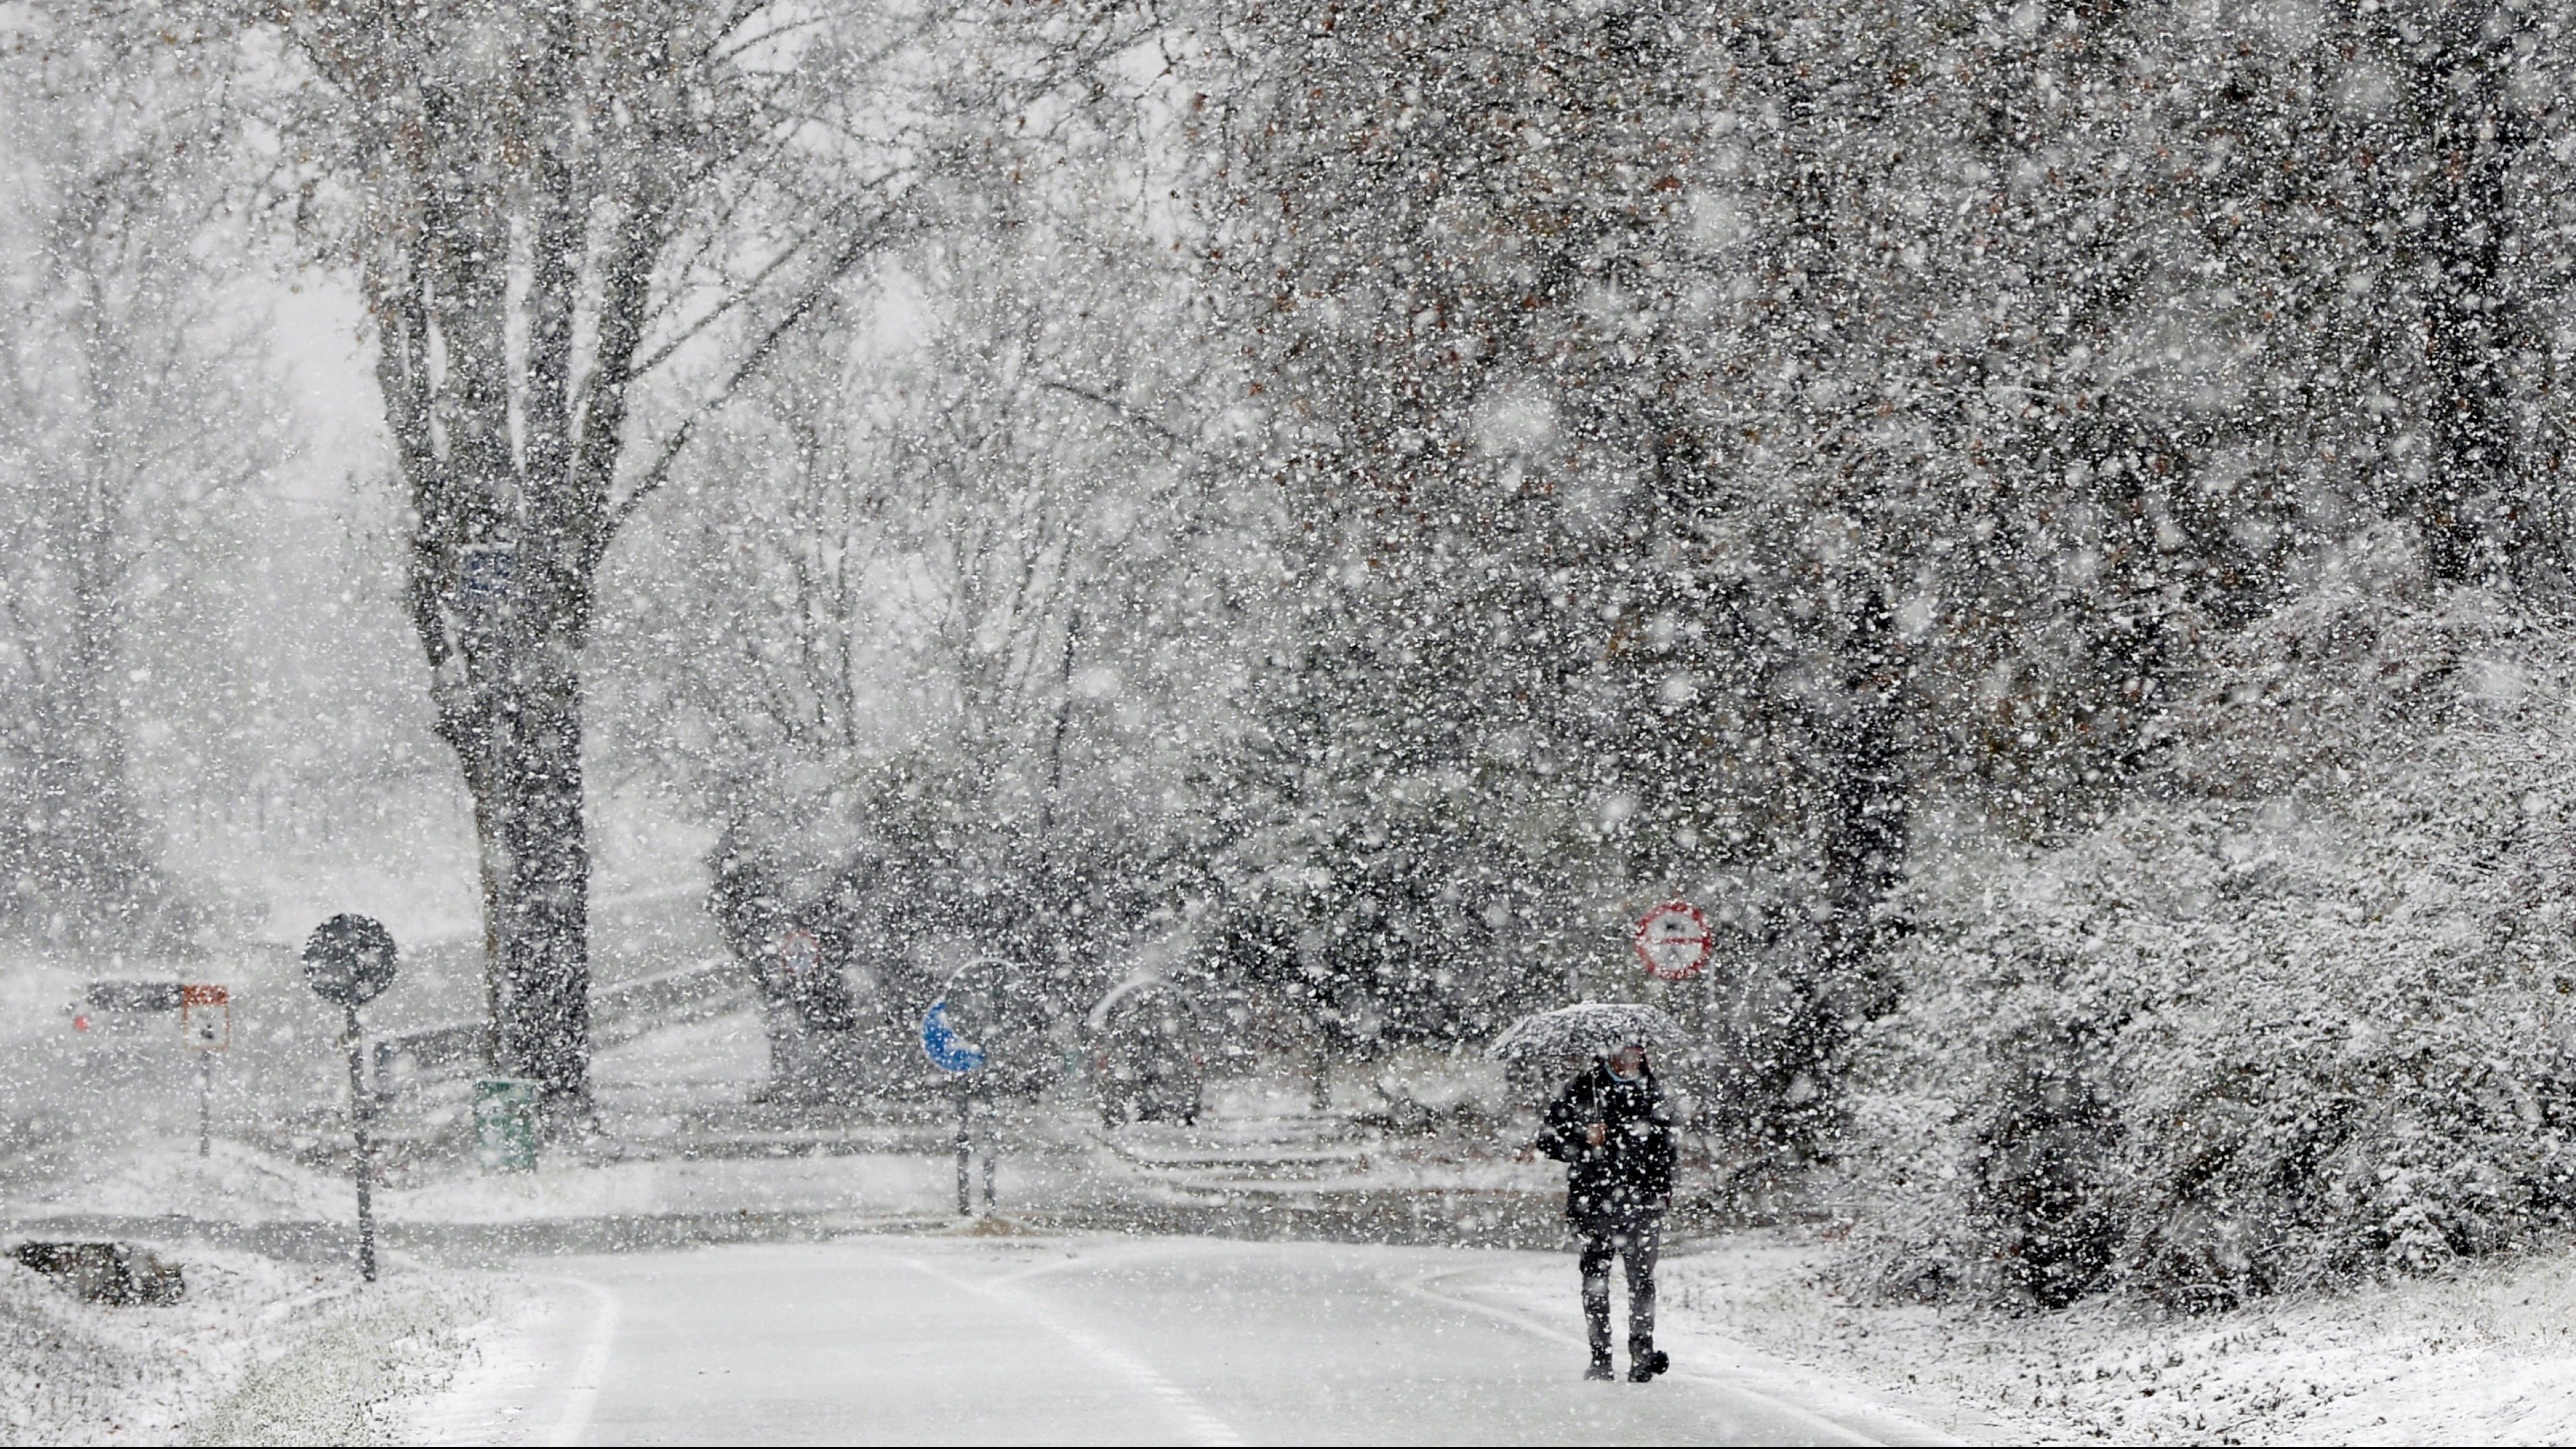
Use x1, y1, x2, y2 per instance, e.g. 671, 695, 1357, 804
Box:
1624, 1220, 1667, 1380
1578, 1232, 1614, 1375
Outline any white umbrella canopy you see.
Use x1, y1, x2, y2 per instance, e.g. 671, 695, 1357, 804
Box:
1485, 1002, 1684, 1063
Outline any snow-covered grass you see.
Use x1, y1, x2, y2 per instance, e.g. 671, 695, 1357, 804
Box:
160, 776, 709, 955
0, 1242, 494, 1447
0, 1245, 289, 1445
19, 1140, 353, 1224
184, 1272, 505, 1447
1635, 1224, 2576, 1445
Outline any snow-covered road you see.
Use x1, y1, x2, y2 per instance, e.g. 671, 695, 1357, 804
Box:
408, 1235, 1893, 1446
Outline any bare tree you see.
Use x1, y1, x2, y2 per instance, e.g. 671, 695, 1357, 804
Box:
616, 185, 1235, 982
266, 0, 922, 1110
0, 9, 277, 950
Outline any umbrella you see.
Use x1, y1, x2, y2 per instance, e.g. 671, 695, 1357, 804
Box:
1485, 1002, 1684, 1063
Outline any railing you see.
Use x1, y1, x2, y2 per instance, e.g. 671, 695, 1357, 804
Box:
369, 955, 753, 1096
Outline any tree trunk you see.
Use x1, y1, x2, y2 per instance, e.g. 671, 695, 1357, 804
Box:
348, 61, 617, 1116
2412, 0, 2524, 585
370, 218, 602, 1112
475, 660, 592, 1109
1775, 593, 1909, 1152
291, 0, 880, 1120
1817, 596, 1907, 1015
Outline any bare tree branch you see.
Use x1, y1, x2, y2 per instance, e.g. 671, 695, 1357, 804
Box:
1037, 377, 1190, 445
599, 211, 910, 550
627, 216, 845, 382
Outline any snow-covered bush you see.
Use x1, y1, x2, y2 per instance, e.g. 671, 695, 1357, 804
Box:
1852, 531, 2576, 1307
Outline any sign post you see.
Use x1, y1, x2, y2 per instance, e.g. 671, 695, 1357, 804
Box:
921, 964, 1000, 1215
1636, 901, 1720, 1128
956, 1077, 973, 1215
1633, 901, 1711, 982
180, 985, 229, 1158
303, 915, 399, 1283
922, 997, 986, 1214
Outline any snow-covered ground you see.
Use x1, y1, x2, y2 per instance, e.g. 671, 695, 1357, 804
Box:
13, 891, 2576, 1446
0, 1242, 496, 1447
1634, 1226, 2576, 1445
386, 1234, 1933, 1447
14, 1122, 2576, 1443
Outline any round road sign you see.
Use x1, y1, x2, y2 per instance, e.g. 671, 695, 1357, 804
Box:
924, 958, 1018, 1074
304, 913, 399, 1008
921, 998, 987, 1074
1633, 901, 1711, 982
778, 928, 821, 982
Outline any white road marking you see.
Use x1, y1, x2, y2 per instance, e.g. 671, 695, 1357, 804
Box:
900, 1253, 1244, 1447
543, 1275, 622, 1448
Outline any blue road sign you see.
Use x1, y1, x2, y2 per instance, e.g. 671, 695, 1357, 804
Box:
461, 542, 513, 599
921, 997, 986, 1074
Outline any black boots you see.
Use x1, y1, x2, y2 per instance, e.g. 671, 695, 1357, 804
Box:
1588, 1346, 1668, 1382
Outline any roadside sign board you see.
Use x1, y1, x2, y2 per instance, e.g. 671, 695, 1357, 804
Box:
922, 958, 1021, 1074
303, 914, 398, 1009
778, 928, 821, 983
304, 913, 394, 1283
1633, 901, 1711, 982
180, 985, 229, 1051
921, 998, 987, 1074
461, 542, 514, 619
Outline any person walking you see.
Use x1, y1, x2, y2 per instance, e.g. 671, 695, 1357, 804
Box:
1538, 1040, 1676, 1382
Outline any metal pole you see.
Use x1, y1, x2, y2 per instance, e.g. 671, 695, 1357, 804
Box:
979, 1088, 997, 1210
954, 1080, 973, 1216
1699, 953, 1720, 1140
198, 1051, 212, 1159
345, 1004, 377, 1282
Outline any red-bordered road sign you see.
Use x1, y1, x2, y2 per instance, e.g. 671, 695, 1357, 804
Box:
778, 928, 821, 981
181, 984, 230, 1051
1633, 901, 1711, 981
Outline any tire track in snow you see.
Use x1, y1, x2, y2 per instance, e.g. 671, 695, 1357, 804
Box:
899, 1254, 1243, 1447
543, 1275, 621, 1447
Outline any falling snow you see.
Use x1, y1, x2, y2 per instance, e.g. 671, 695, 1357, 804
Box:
7, 1, 2576, 1443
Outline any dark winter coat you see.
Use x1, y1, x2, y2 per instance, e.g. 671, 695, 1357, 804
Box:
1539, 1061, 1677, 1231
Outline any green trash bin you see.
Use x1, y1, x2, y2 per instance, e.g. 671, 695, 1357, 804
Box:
473, 1078, 540, 1173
